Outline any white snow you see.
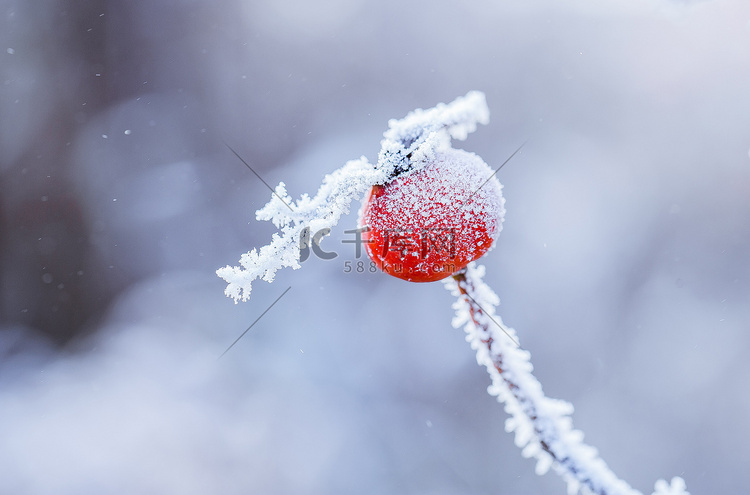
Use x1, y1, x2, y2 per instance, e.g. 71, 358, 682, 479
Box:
653, 477, 690, 495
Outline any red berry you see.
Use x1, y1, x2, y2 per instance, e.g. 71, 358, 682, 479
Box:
360, 148, 505, 282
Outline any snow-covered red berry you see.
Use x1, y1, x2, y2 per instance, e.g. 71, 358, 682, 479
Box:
360, 148, 505, 282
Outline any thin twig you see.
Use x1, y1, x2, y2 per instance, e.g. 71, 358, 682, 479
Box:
448, 266, 642, 495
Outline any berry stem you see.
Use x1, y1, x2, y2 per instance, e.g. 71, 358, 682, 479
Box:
445, 264, 687, 495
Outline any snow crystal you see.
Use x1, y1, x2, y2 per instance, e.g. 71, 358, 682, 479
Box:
378, 90, 490, 178
653, 477, 690, 495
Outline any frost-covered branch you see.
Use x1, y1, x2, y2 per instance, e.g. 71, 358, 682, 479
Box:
216, 157, 384, 302
445, 263, 689, 495
217, 91, 490, 302
379, 90, 489, 177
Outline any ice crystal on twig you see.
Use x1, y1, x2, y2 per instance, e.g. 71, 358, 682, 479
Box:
217, 91, 490, 302
216, 157, 382, 302
445, 263, 689, 495
652, 477, 690, 495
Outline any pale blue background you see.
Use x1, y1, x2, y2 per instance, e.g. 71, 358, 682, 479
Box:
1, 1, 749, 493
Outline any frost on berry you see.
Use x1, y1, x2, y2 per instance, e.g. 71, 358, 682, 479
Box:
361, 147, 505, 282
217, 91, 492, 301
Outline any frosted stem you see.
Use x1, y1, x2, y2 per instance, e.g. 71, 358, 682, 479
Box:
444, 263, 688, 495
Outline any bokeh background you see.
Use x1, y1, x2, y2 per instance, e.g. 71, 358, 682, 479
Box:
1, 0, 749, 493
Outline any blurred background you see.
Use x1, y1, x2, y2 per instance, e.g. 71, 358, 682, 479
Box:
1, 0, 749, 493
